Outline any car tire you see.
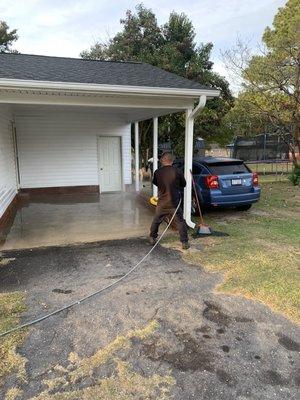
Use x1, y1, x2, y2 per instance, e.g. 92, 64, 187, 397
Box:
235, 204, 252, 211
191, 193, 205, 216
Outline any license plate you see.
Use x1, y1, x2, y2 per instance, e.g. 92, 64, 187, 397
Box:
232, 179, 242, 185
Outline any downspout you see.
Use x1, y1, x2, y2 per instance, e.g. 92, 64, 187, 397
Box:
184, 95, 207, 229
153, 117, 158, 198
190, 95, 207, 121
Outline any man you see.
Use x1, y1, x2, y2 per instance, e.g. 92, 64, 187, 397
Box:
149, 152, 190, 250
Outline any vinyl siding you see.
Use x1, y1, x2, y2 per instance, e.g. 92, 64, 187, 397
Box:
14, 109, 132, 189
0, 105, 18, 218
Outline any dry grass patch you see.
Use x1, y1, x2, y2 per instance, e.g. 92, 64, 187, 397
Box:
5, 387, 23, 400
0, 292, 27, 387
30, 320, 175, 400
0, 257, 16, 267
69, 320, 159, 383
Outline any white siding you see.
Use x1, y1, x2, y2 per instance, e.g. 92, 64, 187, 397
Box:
0, 105, 17, 218
14, 109, 132, 189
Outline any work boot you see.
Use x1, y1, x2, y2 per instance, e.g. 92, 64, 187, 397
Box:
182, 241, 190, 250
148, 236, 156, 246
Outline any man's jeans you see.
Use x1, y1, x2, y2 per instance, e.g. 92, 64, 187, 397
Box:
150, 206, 188, 243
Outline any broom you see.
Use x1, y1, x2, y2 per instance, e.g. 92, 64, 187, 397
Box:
190, 170, 212, 235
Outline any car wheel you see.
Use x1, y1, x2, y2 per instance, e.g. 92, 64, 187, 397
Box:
235, 204, 252, 211
191, 194, 205, 216
191, 195, 198, 216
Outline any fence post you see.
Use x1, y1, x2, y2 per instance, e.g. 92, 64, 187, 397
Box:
263, 134, 267, 162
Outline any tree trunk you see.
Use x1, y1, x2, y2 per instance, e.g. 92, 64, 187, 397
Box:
290, 120, 300, 167
291, 56, 300, 167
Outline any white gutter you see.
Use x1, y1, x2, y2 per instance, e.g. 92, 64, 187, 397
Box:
0, 78, 220, 99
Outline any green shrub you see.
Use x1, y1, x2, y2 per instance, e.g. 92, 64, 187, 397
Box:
288, 166, 300, 186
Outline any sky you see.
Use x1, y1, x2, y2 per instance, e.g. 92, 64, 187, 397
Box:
0, 0, 286, 88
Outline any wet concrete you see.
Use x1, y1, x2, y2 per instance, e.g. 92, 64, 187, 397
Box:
0, 192, 154, 251
0, 239, 299, 399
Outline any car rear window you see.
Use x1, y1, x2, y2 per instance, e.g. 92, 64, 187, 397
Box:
207, 162, 250, 175
192, 164, 203, 174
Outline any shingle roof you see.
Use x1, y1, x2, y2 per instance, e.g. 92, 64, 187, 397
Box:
0, 53, 213, 91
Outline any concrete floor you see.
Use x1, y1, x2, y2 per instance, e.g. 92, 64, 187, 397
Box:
0, 192, 154, 250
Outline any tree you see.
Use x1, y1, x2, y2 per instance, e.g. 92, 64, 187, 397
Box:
81, 4, 233, 160
0, 21, 18, 53
223, 0, 300, 166
81, 6, 162, 65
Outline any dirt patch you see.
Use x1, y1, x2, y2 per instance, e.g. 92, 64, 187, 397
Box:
105, 274, 126, 279
165, 270, 183, 274
195, 325, 212, 334
234, 316, 254, 323
262, 370, 288, 386
143, 332, 215, 372
277, 334, 300, 352
203, 334, 212, 339
202, 301, 231, 327
294, 373, 300, 386
221, 345, 230, 353
216, 369, 236, 387
52, 289, 72, 294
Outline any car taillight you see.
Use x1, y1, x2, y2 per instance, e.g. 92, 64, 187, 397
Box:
205, 175, 219, 189
252, 172, 259, 186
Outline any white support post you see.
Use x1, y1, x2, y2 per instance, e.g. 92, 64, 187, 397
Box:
134, 122, 140, 192
153, 117, 158, 198
183, 108, 195, 228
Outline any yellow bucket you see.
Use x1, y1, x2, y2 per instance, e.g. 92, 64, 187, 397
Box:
149, 196, 158, 206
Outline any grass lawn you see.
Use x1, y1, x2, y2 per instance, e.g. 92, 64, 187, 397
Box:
0, 289, 27, 389
164, 179, 300, 323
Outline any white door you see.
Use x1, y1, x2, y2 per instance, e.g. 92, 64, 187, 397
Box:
98, 136, 122, 192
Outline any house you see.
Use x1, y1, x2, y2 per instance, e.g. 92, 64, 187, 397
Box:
0, 53, 219, 245
205, 142, 230, 158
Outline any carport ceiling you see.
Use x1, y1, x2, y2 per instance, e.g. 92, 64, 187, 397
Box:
11, 104, 185, 123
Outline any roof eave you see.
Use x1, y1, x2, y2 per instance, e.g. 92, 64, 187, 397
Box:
0, 78, 220, 99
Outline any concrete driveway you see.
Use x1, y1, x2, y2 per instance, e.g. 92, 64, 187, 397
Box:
0, 239, 299, 399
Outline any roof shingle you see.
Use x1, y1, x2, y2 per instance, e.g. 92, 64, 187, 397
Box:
0, 53, 213, 91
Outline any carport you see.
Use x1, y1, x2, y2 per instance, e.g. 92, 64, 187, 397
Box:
0, 53, 219, 249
